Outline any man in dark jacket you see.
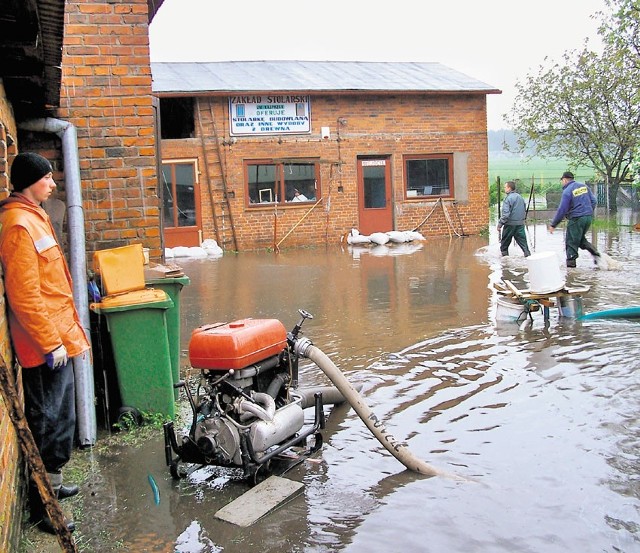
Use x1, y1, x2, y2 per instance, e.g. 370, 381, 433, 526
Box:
497, 181, 531, 257
548, 172, 600, 267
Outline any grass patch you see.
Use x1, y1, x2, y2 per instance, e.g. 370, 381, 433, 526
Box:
489, 156, 596, 185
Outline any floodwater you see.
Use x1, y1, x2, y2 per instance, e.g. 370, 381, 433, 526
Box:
71, 214, 640, 553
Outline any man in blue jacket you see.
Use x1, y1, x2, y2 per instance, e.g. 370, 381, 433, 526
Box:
497, 181, 531, 257
548, 172, 600, 267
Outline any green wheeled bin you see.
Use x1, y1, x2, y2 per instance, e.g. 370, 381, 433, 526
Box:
91, 288, 175, 420
144, 275, 190, 399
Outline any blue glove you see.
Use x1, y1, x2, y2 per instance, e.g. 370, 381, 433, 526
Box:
88, 280, 101, 302
45, 345, 68, 370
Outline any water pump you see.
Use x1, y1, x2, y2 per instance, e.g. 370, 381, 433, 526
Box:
163, 310, 327, 482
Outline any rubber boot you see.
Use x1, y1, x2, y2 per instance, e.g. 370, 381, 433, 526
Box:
583, 242, 601, 264
29, 473, 76, 535
58, 483, 79, 500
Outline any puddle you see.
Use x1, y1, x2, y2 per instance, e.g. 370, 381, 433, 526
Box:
33, 218, 640, 552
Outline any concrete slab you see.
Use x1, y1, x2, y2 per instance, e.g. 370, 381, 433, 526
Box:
214, 476, 304, 527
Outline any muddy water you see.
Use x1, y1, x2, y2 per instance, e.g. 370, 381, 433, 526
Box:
75, 220, 640, 553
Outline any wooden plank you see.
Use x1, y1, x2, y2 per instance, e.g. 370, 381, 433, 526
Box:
503, 280, 524, 298
564, 286, 590, 295
0, 355, 78, 551
215, 476, 304, 527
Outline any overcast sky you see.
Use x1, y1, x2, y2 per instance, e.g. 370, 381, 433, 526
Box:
149, 0, 606, 130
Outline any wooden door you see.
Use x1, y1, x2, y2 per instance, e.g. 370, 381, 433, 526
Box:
161, 161, 201, 247
357, 157, 393, 235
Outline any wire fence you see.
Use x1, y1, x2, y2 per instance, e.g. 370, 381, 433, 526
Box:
492, 175, 637, 212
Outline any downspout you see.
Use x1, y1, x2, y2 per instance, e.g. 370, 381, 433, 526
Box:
19, 118, 97, 446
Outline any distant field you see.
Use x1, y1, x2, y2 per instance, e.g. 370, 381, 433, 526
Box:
488, 156, 595, 185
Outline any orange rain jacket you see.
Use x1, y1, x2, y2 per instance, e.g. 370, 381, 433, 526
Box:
0, 194, 90, 368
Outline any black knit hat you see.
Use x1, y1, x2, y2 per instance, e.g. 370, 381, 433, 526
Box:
561, 171, 574, 180
10, 152, 53, 192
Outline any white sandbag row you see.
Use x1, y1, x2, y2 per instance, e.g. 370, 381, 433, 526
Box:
345, 228, 425, 246
165, 239, 224, 259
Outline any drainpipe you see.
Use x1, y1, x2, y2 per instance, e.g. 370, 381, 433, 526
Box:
19, 118, 96, 446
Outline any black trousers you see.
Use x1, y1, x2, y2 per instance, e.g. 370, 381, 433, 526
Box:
22, 359, 76, 473
500, 224, 531, 257
566, 215, 599, 261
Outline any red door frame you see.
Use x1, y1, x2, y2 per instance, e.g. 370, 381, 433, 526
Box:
357, 156, 393, 235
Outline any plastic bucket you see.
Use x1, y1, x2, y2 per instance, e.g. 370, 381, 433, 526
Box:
496, 296, 526, 322
558, 296, 583, 318
526, 251, 565, 294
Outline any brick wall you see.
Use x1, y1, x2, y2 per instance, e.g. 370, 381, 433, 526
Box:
1, 2, 162, 546
0, 107, 23, 553
161, 92, 490, 251
56, 0, 161, 260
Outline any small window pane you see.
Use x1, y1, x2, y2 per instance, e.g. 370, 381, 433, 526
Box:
175, 164, 196, 226
364, 165, 386, 208
284, 163, 315, 201
161, 165, 175, 227
248, 164, 277, 203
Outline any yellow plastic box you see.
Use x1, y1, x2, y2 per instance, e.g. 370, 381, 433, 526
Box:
94, 243, 145, 295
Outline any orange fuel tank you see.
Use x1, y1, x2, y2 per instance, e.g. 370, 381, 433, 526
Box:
189, 318, 288, 370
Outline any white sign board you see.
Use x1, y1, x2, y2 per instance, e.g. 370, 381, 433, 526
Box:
229, 95, 311, 136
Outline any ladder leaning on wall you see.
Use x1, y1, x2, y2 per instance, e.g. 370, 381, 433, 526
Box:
196, 99, 238, 251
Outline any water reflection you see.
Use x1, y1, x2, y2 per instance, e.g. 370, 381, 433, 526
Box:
72, 223, 640, 552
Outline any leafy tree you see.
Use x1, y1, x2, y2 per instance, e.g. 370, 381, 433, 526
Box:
600, 0, 640, 65
506, 2, 640, 211
602, 0, 640, 199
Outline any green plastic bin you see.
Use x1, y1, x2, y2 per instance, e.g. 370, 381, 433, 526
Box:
91, 290, 175, 419
145, 275, 190, 399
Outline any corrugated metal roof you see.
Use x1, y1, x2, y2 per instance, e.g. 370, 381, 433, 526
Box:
151, 60, 500, 96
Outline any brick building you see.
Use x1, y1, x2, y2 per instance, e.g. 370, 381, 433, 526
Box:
0, 0, 163, 548
152, 61, 499, 251
1, 1, 497, 547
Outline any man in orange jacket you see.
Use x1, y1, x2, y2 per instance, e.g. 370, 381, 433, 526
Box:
0, 152, 90, 534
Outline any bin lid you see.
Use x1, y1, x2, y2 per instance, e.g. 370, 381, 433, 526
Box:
94, 244, 146, 295
90, 288, 173, 313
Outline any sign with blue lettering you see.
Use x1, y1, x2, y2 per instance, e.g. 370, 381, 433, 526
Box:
229, 95, 311, 136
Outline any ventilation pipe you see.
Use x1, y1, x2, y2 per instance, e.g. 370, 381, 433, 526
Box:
19, 118, 96, 446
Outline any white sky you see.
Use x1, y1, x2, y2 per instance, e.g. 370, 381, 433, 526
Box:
149, 0, 606, 130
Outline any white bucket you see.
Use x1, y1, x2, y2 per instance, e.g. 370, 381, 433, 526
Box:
526, 251, 565, 294
496, 296, 526, 322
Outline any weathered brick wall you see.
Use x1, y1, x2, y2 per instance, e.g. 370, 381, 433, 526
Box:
160, 92, 490, 251
0, 267, 22, 553
56, 0, 161, 260
0, 105, 23, 553
1, 3, 161, 546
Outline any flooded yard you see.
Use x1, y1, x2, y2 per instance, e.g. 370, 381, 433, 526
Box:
27, 215, 640, 552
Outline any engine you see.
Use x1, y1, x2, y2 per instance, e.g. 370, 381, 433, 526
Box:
163, 312, 325, 481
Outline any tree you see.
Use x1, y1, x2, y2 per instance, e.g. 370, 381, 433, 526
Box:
602, 0, 640, 200
600, 0, 640, 65
506, 3, 640, 212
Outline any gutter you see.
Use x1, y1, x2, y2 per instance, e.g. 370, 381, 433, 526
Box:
19, 118, 97, 446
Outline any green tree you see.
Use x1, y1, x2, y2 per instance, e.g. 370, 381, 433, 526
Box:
506, 3, 640, 212
600, 0, 640, 65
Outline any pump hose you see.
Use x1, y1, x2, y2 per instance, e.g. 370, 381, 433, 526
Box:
296, 338, 462, 479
